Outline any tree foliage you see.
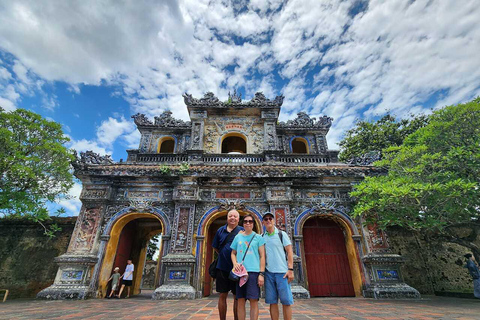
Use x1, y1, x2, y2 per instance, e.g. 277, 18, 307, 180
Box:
350, 98, 480, 257
147, 234, 160, 260
338, 114, 429, 161
0, 107, 75, 226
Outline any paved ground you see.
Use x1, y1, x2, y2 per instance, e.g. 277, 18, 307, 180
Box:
1, 293, 480, 320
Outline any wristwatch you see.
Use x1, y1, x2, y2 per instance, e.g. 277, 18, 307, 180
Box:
288, 268, 294, 271
259, 271, 265, 276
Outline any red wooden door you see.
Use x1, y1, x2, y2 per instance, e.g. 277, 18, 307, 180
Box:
203, 226, 217, 296
304, 218, 355, 297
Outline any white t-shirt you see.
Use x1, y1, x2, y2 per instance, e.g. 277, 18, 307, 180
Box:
123, 264, 134, 280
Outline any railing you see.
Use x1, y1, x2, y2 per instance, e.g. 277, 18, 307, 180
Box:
277, 154, 330, 163
136, 153, 189, 163
129, 152, 334, 164
203, 154, 264, 163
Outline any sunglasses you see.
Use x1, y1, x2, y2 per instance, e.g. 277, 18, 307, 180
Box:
243, 220, 254, 224
263, 217, 273, 221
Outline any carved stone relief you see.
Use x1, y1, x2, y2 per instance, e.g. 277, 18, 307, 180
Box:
80, 187, 109, 201
269, 206, 291, 234
191, 122, 202, 150
69, 207, 101, 252
264, 122, 277, 150
171, 205, 195, 253
140, 133, 152, 152
203, 117, 263, 153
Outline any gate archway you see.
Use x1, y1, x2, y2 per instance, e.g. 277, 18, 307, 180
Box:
195, 206, 262, 297
98, 211, 168, 298
303, 217, 354, 296
295, 210, 363, 297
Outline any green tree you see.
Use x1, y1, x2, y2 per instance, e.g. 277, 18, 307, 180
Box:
0, 107, 75, 235
350, 98, 480, 259
146, 234, 160, 260
339, 114, 429, 162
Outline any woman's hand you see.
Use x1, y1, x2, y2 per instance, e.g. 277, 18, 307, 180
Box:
233, 262, 242, 272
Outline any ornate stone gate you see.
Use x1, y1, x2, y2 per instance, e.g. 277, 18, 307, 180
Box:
38, 91, 419, 300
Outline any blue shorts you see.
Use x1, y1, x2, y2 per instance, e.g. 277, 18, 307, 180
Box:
236, 272, 260, 300
265, 271, 294, 305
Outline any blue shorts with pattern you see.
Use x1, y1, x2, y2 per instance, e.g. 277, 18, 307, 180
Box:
264, 271, 294, 305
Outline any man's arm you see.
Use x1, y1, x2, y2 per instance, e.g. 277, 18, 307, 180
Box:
258, 245, 265, 287
284, 244, 294, 283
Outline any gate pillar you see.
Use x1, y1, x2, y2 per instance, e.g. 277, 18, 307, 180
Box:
37, 203, 105, 299
153, 182, 197, 299
361, 219, 420, 299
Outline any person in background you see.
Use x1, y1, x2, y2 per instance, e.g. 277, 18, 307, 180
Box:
106, 267, 121, 299
464, 253, 480, 298
117, 259, 134, 298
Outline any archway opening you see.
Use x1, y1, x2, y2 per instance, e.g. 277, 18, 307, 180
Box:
291, 138, 308, 154
221, 134, 247, 153
98, 213, 163, 298
141, 233, 163, 293
202, 210, 261, 297
303, 217, 355, 297
158, 137, 175, 153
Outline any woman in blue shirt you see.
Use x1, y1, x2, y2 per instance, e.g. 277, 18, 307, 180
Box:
231, 214, 265, 320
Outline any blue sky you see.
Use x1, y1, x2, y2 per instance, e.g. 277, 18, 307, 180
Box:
1, 0, 479, 215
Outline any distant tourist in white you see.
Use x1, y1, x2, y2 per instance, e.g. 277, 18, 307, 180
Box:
117, 259, 134, 298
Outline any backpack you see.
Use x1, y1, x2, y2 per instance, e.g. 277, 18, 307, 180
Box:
262, 230, 288, 261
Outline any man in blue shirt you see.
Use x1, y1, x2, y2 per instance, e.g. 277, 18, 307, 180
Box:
262, 212, 294, 320
212, 209, 243, 320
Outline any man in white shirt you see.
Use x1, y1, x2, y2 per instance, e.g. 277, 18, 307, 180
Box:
117, 259, 134, 298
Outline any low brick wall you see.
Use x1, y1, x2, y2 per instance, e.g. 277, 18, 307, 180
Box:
0, 217, 76, 299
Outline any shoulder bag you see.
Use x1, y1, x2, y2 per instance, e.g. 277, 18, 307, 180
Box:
209, 226, 239, 278
229, 234, 256, 282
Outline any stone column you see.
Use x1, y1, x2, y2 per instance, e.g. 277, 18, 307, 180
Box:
267, 185, 310, 298
361, 218, 420, 299
37, 185, 111, 299
153, 182, 198, 299
187, 110, 206, 162
262, 110, 280, 160
292, 235, 310, 299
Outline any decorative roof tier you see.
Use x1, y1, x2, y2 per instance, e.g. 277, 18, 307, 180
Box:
183, 91, 284, 108
132, 111, 191, 128
72, 156, 384, 178
278, 112, 333, 129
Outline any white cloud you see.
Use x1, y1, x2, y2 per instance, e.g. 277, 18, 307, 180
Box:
96, 116, 136, 148
0, 0, 479, 153
68, 138, 110, 155
67, 115, 141, 157
0, 97, 15, 111
57, 181, 82, 216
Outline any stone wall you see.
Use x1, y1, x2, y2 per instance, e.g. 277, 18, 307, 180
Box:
0, 217, 76, 299
388, 227, 474, 295
1, 217, 476, 299
142, 260, 157, 289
